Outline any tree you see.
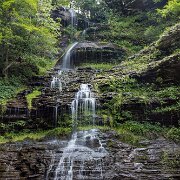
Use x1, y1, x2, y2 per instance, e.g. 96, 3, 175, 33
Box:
0, 0, 60, 77
72, 0, 107, 22
158, 0, 180, 17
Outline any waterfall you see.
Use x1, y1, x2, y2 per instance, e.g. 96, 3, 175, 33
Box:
46, 7, 107, 179
51, 130, 107, 180
82, 29, 87, 36
62, 42, 78, 70
51, 77, 62, 92
82, 29, 88, 40
69, 9, 77, 27
71, 84, 96, 127
46, 84, 107, 179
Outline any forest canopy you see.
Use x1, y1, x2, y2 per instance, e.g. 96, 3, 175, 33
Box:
0, 0, 179, 79
0, 0, 60, 78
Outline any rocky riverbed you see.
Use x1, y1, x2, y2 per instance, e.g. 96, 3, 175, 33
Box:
0, 129, 179, 179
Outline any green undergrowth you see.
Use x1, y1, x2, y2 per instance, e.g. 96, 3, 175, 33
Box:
79, 122, 180, 146
0, 77, 25, 105
98, 74, 180, 105
0, 127, 71, 144
161, 150, 180, 170
25, 55, 56, 75
0, 122, 179, 145
78, 125, 111, 131
90, 12, 178, 55
114, 121, 180, 146
80, 63, 115, 70
26, 89, 42, 109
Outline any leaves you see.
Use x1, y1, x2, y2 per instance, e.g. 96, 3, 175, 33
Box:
158, 0, 180, 17
0, 0, 60, 77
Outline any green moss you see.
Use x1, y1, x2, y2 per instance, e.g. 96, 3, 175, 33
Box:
112, 121, 180, 145
0, 127, 71, 144
78, 125, 111, 132
114, 127, 144, 146
166, 127, 180, 142
80, 63, 114, 70
161, 151, 180, 170
0, 77, 26, 105
26, 89, 41, 109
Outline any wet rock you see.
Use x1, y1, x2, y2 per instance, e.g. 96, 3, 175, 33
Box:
0, 130, 179, 179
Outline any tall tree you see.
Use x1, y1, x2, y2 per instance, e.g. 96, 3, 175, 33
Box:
0, 0, 60, 77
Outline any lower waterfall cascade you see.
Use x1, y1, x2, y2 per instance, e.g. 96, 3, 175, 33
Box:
47, 129, 108, 180
46, 83, 108, 180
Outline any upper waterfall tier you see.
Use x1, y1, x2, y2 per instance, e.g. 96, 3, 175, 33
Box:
61, 42, 79, 70
58, 42, 126, 69
69, 8, 77, 27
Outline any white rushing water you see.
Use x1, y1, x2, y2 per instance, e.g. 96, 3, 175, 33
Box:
69, 9, 77, 27
51, 77, 62, 92
46, 84, 107, 180
71, 84, 96, 126
52, 129, 107, 180
62, 42, 78, 70
82, 29, 87, 36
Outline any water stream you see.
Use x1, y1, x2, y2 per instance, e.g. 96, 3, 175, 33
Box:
51, 77, 62, 92
71, 84, 96, 127
47, 129, 107, 180
62, 42, 78, 70
47, 8, 107, 179
46, 84, 107, 180
69, 9, 77, 27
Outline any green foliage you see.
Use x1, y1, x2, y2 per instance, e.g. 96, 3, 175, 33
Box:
166, 127, 180, 142
114, 128, 143, 146
22, 55, 55, 76
52, 0, 70, 6
0, 120, 27, 132
26, 89, 41, 109
72, 0, 107, 22
80, 63, 114, 70
0, 0, 60, 77
0, 127, 71, 144
0, 77, 24, 105
113, 121, 180, 145
120, 121, 163, 136
64, 25, 78, 41
158, 0, 180, 17
161, 151, 180, 169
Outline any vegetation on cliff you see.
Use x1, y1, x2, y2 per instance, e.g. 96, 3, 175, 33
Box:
0, 0, 179, 144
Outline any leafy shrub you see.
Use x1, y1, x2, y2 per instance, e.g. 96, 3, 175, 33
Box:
166, 127, 180, 142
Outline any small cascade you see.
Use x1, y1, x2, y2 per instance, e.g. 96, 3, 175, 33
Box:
51, 77, 62, 91
58, 70, 62, 75
82, 29, 86, 36
71, 84, 96, 126
82, 29, 88, 39
46, 84, 107, 180
69, 9, 77, 27
54, 105, 59, 127
62, 42, 78, 70
47, 129, 107, 180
